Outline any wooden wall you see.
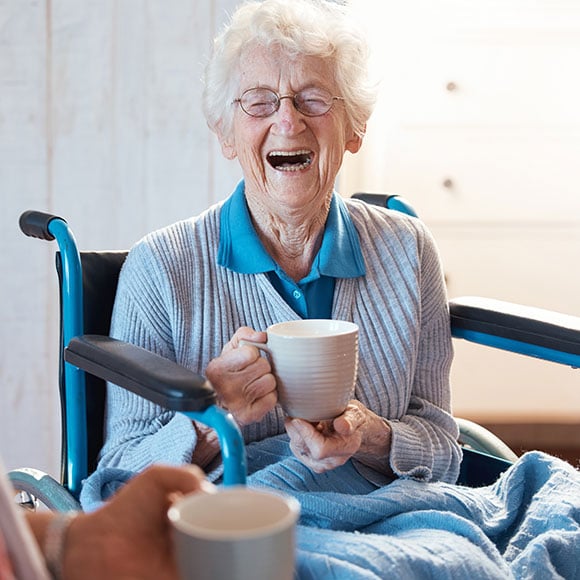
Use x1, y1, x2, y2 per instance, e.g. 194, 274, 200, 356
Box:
1, 0, 239, 474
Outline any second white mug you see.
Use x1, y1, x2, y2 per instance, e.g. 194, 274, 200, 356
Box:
168, 486, 300, 580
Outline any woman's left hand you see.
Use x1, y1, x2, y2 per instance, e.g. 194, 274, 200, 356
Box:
285, 400, 392, 474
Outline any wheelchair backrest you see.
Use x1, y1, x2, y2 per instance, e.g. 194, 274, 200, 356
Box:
56, 251, 127, 478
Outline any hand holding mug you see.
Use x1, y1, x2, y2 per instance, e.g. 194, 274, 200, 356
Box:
285, 401, 366, 473
286, 400, 395, 476
205, 327, 277, 426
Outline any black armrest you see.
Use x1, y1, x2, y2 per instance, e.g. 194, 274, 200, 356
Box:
449, 297, 580, 359
64, 335, 217, 411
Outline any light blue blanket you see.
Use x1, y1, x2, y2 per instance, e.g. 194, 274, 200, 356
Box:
82, 449, 580, 579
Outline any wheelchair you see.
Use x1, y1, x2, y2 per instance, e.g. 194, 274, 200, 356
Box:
8, 198, 580, 512
9, 211, 247, 511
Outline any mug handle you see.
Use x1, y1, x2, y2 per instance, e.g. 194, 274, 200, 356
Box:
238, 339, 271, 357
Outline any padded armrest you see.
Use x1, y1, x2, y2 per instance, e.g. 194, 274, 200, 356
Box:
450, 297, 580, 367
65, 335, 217, 411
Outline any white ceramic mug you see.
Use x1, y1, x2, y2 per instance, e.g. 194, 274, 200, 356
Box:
168, 486, 300, 580
242, 319, 359, 421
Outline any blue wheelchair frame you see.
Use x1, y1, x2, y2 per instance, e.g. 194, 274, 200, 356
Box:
354, 192, 580, 370
450, 297, 580, 369
13, 211, 247, 506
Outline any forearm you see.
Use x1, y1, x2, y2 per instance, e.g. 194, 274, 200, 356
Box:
191, 422, 221, 469
100, 389, 197, 472
353, 410, 394, 477
26, 511, 101, 580
61, 515, 108, 580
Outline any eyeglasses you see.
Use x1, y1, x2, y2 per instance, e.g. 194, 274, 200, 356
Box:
233, 87, 344, 118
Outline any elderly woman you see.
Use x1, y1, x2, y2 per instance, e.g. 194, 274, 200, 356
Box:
96, 0, 461, 494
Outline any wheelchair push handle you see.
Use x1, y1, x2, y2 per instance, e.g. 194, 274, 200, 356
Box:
19, 210, 66, 241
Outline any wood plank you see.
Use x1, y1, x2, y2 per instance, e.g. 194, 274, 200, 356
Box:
0, 0, 60, 474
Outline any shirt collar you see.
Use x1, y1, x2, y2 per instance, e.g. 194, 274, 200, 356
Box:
218, 180, 365, 278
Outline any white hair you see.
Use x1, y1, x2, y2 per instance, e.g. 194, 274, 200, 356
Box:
202, 0, 377, 140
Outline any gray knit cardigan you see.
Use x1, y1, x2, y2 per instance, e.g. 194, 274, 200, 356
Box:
99, 196, 462, 484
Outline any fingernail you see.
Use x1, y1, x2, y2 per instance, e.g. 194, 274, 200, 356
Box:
200, 480, 218, 494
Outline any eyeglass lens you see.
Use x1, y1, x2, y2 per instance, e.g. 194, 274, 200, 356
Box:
238, 88, 338, 117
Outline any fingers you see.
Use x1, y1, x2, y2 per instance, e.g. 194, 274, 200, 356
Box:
133, 464, 214, 500
225, 326, 268, 352
250, 390, 278, 422
286, 421, 324, 470
333, 400, 367, 435
230, 386, 278, 426
285, 417, 314, 438
207, 350, 272, 397
211, 361, 277, 426
286, 415, 363, 473
98, 464, 215, 538
287, 426, 351, 473
133, 466, 217, 524
206, 328, 277, 426
240, 364, 276, 401
286, 418, 331, 459
167, 467, 217, 506
208, 339, 266, 376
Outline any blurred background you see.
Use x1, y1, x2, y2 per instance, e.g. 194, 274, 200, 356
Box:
2, 0, 579, 479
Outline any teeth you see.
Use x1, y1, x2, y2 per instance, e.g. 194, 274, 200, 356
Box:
267, 150, 313, 171
277, 162, 311, 171
269, 149, 311, 157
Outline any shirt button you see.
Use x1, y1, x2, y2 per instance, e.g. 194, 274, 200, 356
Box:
292, 290, 301, 299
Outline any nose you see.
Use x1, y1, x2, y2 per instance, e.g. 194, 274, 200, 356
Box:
273, 96, 304, 136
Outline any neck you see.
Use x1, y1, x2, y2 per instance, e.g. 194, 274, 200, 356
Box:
247, 196, 331, 282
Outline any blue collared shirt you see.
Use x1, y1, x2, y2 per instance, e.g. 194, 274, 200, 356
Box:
218, 181, 365, 318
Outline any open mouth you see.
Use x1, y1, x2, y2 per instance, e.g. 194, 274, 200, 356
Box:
267, 150, 313, 171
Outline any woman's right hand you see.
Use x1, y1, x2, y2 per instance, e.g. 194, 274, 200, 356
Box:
205, 327, 277, 426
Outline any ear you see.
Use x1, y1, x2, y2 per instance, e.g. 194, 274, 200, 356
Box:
216, 124, 237, 160
220, 138, 237, 160
345, 125, 365, 154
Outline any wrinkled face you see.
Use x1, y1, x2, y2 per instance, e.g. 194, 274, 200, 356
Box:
219, 45, 362, 216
